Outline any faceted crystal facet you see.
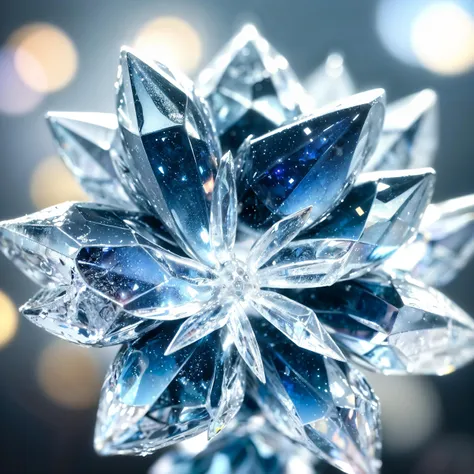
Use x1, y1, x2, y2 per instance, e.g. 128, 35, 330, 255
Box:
387, 194, 474, 286
0, 202, 181, 287
95, 326, 230, 455
21, 282, 159, 346
46, 112, 134, 209
238, 90, 386, 231
365, 89, 438, 172
115, 49, 221, 266
250, 321, 382, 474
291, 272, 474, 375
259, 168, 435, 287
305, 52, 356, 109
197, 24, 309, 153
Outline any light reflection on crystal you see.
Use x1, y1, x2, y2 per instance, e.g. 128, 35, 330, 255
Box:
238, 90, 386, 231
365, 89, 438, 172
250, 321, 382, 474
386, 194, 474, 286
197, 24, 310, 154
291, 272, 474, 375
46, 111, 134, 209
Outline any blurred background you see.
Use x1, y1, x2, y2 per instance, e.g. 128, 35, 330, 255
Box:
0, 0, 474, 473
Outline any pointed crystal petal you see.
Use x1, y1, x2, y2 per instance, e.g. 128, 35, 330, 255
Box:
94, 325, 224, 455
387, 194, 474, 286
46, 112, 134, 208
365, 89, 438, 171
21, 282, 159, 346
76, 243, 218, 319
251, 321, 381, 474
114, 48, 221, 266
292, 272, 474, 375
247, 206, 312, 270
209, 151, 238, 263
227, 304, 265, 383
251, 291, 345, 360
238, 89, 386, 231
208, 331, 246, 439
197, 24, 310, 153
262, 168, 436, 286
165, 303, 231, 355
305, 52, 356, 108
0, 202, 180, 287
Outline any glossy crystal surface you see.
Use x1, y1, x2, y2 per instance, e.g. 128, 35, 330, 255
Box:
365, 89, 438, 172
250, 321, 381, 474
387, 194, 474, 286
197, 24, 309, 153
292, 272, 474, 374
238, 90, 386, 231
115, 49, 221, 266
94, 326, 245, 455
47, 112, 134, 209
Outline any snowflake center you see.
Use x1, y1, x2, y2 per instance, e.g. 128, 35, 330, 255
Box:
218, 259, 259, 302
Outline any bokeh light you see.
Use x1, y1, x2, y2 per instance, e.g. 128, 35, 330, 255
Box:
8, 23, 78, 92
0, 291, 19, 349
134, 16, 202, 73
0, 48, 44, 115
366, 372, 442, 454
30, 156, 89, 210
37, 341, 102, 410
411, 2, 474, 75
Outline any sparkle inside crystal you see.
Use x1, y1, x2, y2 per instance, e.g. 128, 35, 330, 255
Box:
218, 259, 258, 302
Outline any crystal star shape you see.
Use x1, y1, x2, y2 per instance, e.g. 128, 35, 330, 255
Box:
1, 24, 474, 474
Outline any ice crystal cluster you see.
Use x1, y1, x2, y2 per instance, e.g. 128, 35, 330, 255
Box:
2, 25, 474, 474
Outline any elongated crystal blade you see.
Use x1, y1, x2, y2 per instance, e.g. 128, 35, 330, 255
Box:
209, 151, 238, 263
21, 282, 159, 346
46, 111, 134, 208
365, 89, 438, 172
251, 321, 382, 474
305, 52, 356, 108
251, 291, 345, 360
247, 206, 312, 270
94, 326, 223, 455
115, 48, 221, 266
165, 303, 231, 355
197, 24, 309, 153
208, 330, 246, 439
227, 304, 265, 383
0, 202, 180, 287
238, 89, 386, 231
262, 168, 435, 285
291, 272, 474, 375
386, 194, 474, 286
76, 244, 218, 319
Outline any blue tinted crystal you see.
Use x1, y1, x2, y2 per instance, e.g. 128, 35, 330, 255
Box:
115, 49, 221, 265
95, 326, 223, 455
238, 90, 385, 231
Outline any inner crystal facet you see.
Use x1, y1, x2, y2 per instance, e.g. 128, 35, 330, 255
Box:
218, 259, 259, 302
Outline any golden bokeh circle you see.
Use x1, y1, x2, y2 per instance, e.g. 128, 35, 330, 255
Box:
0, 291, 19, 348
37, 341, 102, 410
30, 156, 89, 210
8, 23, 78, 92
134, 16, 202, 73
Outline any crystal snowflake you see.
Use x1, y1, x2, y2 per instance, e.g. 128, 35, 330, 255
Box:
2, 24, 474, 474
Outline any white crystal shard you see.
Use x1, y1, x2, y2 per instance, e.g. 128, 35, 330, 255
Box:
251, 291, 345, 361
46, 111, 134, 208
247, 206, 312, 271
209, 151, 238, 264
365, 89, 438, 172
305, 52, 356, 108
227, 304, 265, 383
387, 194, 474, 286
